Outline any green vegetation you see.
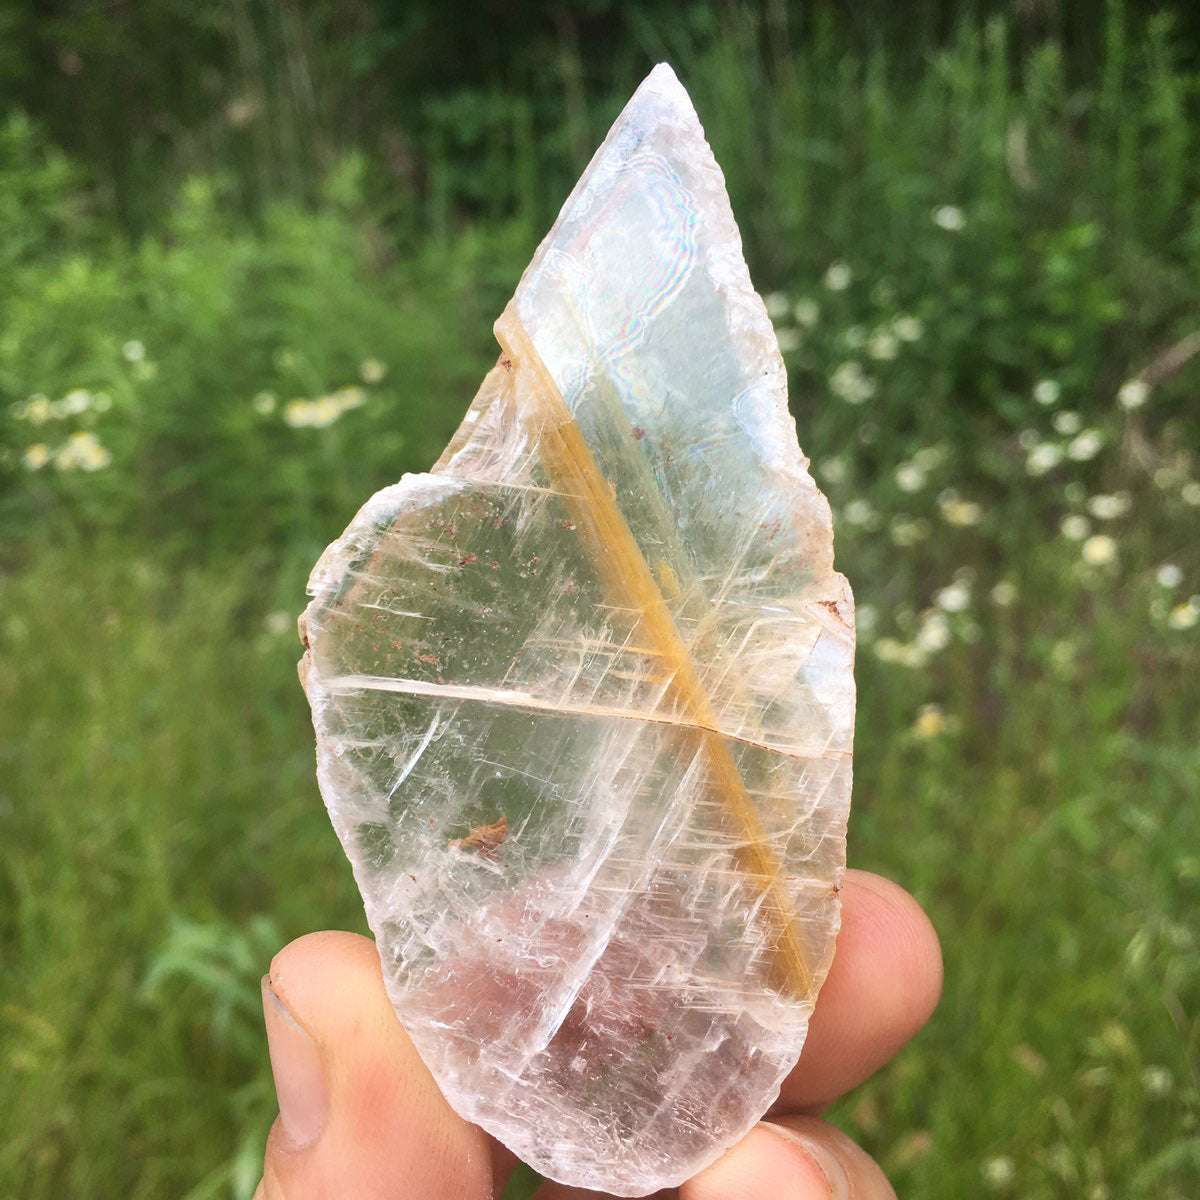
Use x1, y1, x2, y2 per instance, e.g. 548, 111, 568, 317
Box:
2, 4, 1198, 1198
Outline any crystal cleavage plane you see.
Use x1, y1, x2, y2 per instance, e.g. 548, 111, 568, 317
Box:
299, 63, 855, 1196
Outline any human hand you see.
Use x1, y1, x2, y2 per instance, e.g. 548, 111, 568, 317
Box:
254, 870, 941, 1199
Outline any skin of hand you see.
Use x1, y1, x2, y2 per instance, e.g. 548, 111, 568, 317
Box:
254, 870, 942, 1200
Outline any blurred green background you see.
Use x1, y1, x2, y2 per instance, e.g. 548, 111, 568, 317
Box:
2, 1, 1198, 1197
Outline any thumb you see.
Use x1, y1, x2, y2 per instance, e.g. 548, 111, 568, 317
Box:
682, 1117, 896, 1200
255, 931, 494, 1200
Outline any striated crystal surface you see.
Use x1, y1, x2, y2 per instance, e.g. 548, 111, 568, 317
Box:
299, 63, 855, 1196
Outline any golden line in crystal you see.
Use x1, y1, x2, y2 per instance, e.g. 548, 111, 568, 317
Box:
495, 308, 814, 997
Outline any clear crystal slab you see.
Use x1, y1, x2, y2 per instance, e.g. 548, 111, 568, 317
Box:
300, 63, 855, 1195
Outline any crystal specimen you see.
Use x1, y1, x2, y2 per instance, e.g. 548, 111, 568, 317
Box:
299, 63, 855, 1196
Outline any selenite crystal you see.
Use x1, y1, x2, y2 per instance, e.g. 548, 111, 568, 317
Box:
299, 63, 855, 1195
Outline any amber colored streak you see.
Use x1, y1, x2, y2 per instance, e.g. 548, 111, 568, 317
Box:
494, 309, 813, 999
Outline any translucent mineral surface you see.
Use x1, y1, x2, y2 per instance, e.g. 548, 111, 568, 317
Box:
299, 63, 855, 1196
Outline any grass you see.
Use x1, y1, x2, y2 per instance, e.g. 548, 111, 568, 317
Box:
0, 551, 362, 1198
2, 3, 1199, 1197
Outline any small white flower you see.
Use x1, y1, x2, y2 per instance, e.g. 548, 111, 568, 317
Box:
1156, 563, 1183, 589
283, 386, 365, 430
60, 388, 92, 415
283, 399, 315, 428
1060, 514, 1091, 540
308, 396, 342, 428
1182, 481, 1200, 506
1141, 1065, 1174, 1096
76, 431, 109, 470
873, 637, 902, 663
264, 610, 292, 636
982, 1155, 1016, 1188
875, 637, 925, 667
1052, 410, 1081, 435
792, 297, 820, 328
25, 395, 51, 425
991, 580, 1018, 606
226, 96, 258, 128
55, 430, 111, 471
842, 498, 877, 527
330, 385, 366, 412
359, 357, 388, 384
1168, 600, 1199, 630
915, 445, 948, 472
916, 610, 952, 651
775, 327, 801, 353
252, 391, 277, 415
895, 462, 926, 493
829, 361, 876, 405
932, 204, 966, 231
764, 292, 790, 320
935, 582, 971, 613
893, 314, 924, 342
868, 330, 899, 360
913, 704, 946, 739
939, 494, 983, 526
1117, 378, 1150, 410
819, 456, 848, 485
1033, 378, 1061, 407
1081, 534, 1118, 566
22, 443, 50, 470
1087, 492, 1130, 520
1026, 442, 1062, 475
842, 325, 866, 350
1067, 429, 1104, 461
890, 517, 931, 547
122, 339, 146, 363
823, 261, 852, 291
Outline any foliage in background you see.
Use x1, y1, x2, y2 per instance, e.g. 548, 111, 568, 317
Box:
1, 3, 1198, 1199
2, 3, 1198, 566
0, 127, 522, 559
2, 0, 1199, 237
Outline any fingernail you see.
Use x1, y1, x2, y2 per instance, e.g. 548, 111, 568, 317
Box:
760, 1123, 852, 1200
262, 975, 328, 1149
